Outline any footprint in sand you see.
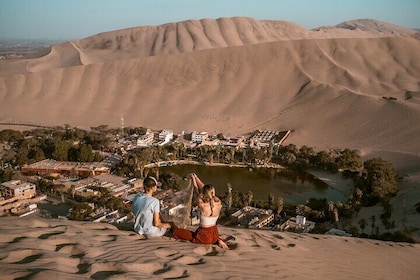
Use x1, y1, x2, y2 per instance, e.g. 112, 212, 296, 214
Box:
38, 231, 65, 239
153, 247, 207, 265
94, 234, 118, 242
55, 243, 86, 258
77, 261, 91, 274
271, 244, 281, 250
55, 243, 77, 251
193, 246, 219, 256
3, 249, 42, 264
173, 255, 206, 266
152, 262, 190, 278
12, 253, 44, 264
273, 234, 285, 240
90, 271, 126, 279
154, 248, 180, 258
8, 236, 27, 244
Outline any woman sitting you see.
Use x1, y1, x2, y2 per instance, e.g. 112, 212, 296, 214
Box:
171, 173, 228, 249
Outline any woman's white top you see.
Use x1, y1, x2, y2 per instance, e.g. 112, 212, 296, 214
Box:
200, 215, 219, 227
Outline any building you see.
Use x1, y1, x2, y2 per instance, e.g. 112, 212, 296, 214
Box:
199, 138, 220, 147
70, 174, 141, 198
220, 137, 245, 149
137, 133, 154, 147
21, 159, 110, 176
231, 206, 274, 229
158, 130, 174, 145
192, 131, 208, 143
280, 215, 316, 233
174, 136, 195, 149
0, 180, 36, 199
250, 130, 291, 148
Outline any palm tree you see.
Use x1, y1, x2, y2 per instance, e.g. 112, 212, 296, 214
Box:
371, 215, 376, 236
277, 197, 284, 215
215, 146, 221, 162
70, 185, 76, 199
267, 193, 274, 209
226, 183, 233, 210
359, 219, 367, 235
246, 191, 253, 207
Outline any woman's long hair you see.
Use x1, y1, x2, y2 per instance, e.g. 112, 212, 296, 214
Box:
202, 184, 215, 214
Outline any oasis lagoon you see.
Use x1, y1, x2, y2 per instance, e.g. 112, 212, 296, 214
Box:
159, 165, 347, 204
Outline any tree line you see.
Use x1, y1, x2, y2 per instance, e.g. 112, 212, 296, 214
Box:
1, 126, 399, 208
1, 126, 406, 241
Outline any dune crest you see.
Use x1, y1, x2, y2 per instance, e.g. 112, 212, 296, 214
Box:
334, 18, 417, 35
1, 17, 416, 75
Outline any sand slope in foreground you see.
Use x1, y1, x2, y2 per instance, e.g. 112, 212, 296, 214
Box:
0, 217, 419, 279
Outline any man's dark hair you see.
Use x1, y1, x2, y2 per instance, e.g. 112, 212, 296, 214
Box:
143, 176, 158, 190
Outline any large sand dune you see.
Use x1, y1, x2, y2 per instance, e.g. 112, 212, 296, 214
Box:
0, 217, 419, 279
1, 19, 419, 155
0, 17, 419, 154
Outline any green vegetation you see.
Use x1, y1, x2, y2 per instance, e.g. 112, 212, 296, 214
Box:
0, 127, 107, 165
68, 203, 94, 221
363, 158, 398, 199
0, 125, 408, 242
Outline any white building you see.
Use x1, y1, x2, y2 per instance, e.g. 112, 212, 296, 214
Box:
199, 139, 220, 147
137, 133, 154, 147
231, 206, 274, 229
158, 130, 173, 145
220, 137, 245, 149
192, 131, 208, 143
280, 215, 316, 233
0, 180, 36, 199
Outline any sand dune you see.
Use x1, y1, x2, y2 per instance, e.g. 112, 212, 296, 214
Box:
0, 34, 419, 155
0, 17, 419, 158
1, 17, 416, 75
0, 217, 418, 279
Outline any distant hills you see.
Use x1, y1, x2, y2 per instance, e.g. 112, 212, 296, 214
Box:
2, 17, 417, 73
0, 39, 61, 60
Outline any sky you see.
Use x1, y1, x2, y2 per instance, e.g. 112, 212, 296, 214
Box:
0, 0, 419, 40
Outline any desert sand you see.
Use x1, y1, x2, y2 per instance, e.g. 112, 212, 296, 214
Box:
0, 17, 420, 278
0, 18, 419, 155
0, 17, 419, 154
0, 217, 419, 279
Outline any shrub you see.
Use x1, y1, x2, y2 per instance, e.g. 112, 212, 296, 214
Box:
379, 231, 415, 243
416, 202, 420, 213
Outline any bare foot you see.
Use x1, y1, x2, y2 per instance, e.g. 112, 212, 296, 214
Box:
217, 238, 229, 249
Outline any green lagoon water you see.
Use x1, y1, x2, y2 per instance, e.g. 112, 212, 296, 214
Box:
160, 165, 347, 204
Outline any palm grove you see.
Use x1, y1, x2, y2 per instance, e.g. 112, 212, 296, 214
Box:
0, 126, 412, 242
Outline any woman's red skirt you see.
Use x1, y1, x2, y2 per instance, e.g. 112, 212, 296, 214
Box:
172, 225, 219, 245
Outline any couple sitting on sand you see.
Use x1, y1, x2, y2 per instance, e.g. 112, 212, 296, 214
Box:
132, 173, 230, 249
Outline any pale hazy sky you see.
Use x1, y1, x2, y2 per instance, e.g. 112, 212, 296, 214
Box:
1, 0, 419, 40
